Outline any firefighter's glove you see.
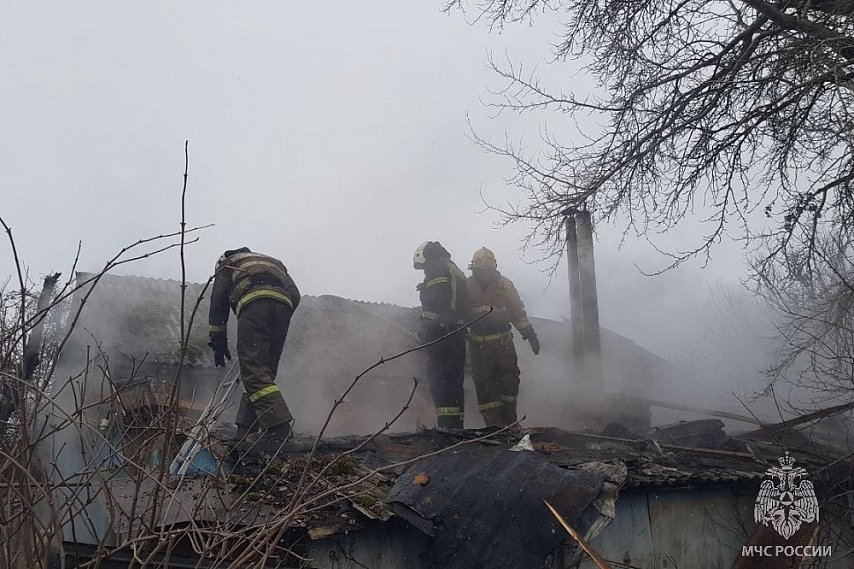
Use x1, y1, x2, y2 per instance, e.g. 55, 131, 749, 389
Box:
528, 334, 541, 355
208, 335, 231, 367
520, 327, 540, 355
420, 319, 444, 342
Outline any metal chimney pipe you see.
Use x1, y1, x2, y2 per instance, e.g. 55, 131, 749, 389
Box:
574, 211, 601, 357
562, 208, 602, 391
564, 214, 584, 357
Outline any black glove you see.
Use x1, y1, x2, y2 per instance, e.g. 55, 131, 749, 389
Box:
520, 326, 540, 355
528, 334, 540, 355
208, 335, 232, 367
421, 313, 463, 342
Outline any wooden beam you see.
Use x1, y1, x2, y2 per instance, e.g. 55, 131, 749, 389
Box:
630, 396, 762, 425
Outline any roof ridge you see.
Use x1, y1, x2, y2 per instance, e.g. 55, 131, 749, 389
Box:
75, 274, 417, 308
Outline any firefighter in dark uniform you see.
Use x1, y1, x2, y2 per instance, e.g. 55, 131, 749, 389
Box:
466, 247, 539, 427
413, 241, 470, 429
208, 247, 301, 445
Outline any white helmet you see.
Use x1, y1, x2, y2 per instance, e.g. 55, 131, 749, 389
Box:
413, 241, 430, 270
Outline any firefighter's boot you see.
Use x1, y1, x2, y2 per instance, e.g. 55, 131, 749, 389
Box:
436, 411, 464, 430
254, 421, 293, 456
478, 403, 505, 428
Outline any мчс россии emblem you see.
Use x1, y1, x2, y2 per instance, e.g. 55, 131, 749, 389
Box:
754, 453, 819, 539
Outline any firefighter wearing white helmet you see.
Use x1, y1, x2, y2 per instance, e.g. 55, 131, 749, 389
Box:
413, 241, 470, 429
466, 247, 540, 427
413, 241, 429, 269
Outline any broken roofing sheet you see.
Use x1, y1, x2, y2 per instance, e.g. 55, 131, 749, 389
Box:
386, 444, 622, 569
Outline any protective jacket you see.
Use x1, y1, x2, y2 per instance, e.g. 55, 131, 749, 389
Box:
416, 242, 469, 429
466, 270, 534, 340
418, 255, 470, 340
466, 269, 536, 427
208, 249, 301, 431
209, 250, 301, 336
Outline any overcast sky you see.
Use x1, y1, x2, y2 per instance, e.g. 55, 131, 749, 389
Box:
0, 1, 757, 360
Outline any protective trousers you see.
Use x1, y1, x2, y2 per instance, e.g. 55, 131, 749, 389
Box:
468, 336, 520, 427
235, 298, 294, 431
425, 330, 466, 429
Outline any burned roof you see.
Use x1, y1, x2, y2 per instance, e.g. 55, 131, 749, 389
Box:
106, 425, 841, 569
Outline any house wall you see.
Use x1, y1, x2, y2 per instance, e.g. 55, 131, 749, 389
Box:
572, 488, 753, 568
310, 522, 430, 569
576, 488, 853, 569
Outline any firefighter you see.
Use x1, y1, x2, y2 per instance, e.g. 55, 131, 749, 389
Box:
466, 247, 540, 427
208, 247, 301, 448
413, 241, 470, 429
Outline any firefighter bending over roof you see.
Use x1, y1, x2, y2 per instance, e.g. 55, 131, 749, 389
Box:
208, 247, 301, 448
414, 241, 470, 429
466, 247, 539, 427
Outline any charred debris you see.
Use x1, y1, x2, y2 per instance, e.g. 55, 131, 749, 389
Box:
60, 414, 853, 569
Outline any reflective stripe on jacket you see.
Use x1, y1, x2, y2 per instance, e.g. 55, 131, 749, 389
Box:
465, 273, 531, 336
208, 251, 301, 337
418, 257, 470, 332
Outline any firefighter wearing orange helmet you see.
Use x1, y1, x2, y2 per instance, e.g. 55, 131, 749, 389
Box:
466, 247, 540, 427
